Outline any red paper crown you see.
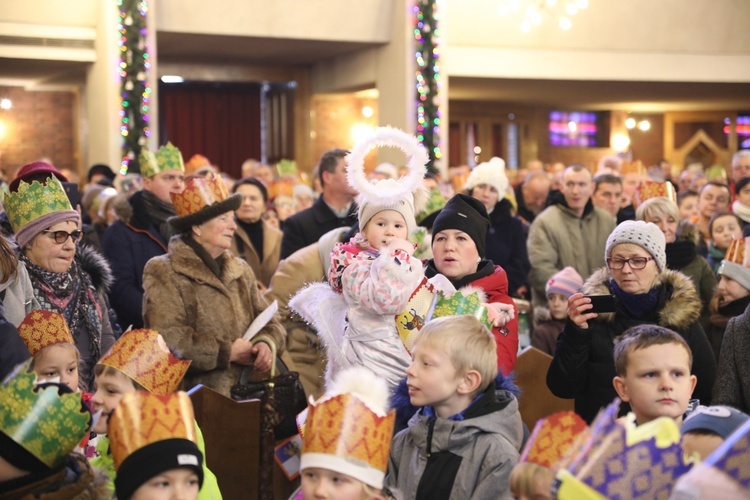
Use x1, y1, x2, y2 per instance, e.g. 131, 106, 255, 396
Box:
520, 411, 588, 469
635, 180, 677, 207
17, 310, 75, 356
170, 177, 231, 217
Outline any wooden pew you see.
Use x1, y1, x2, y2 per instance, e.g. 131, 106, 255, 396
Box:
189, 384, 262, 500
514, 346, 574, 430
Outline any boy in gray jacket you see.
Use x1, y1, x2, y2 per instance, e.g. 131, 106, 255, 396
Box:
386, 315, 523, 500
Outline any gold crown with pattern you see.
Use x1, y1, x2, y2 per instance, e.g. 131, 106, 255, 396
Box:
0, 363, 91, 469
139, 142, 185, 178
3, 177, 73, 233
303, 393, 395, 479
520, 411, 588, 469
98, 329, 191, 395
634, 180, 677, 207
170, 176, 231, 217
108, 391, 197, 469
723, 237, 747, 266
18, 310, 74, 357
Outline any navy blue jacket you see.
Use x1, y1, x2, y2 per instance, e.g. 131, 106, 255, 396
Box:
101, 191, 169, 331
485, 199, 531, 298
280, 196, 357, 259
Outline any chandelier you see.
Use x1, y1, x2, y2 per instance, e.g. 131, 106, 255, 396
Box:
498, 0, 589, 32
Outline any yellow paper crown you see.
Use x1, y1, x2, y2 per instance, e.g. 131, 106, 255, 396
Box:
184, 154, 211, 174
109, 391, 197, 469
0, 364, 91, 469
303, 393, 395, 474
520, 411, 588, 469
635, 180, 677, 208
98, 329, 191, 395
170, 177, 231, 218
3, 177, 73, 233
18, 310, 75, 357
268, 179, 295, 199
139, 142, 185, 178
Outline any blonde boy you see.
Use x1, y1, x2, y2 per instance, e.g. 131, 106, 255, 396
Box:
386, 315, 523, 500
613, 324, 697, 426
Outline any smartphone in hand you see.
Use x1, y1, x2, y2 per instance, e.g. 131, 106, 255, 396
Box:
583, 294, 617, 313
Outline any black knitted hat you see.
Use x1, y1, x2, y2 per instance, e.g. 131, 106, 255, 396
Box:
431, 194, 491, 257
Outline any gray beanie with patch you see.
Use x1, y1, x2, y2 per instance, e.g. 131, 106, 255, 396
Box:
605, 220, 666, 272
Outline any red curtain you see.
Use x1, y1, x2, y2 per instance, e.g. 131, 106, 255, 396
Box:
158, 82, 262, 179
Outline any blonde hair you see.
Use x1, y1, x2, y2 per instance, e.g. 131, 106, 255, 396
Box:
93, 364, 146, 391
509, 462, 554, 499
414, 315, 498, 393
31, 342, 79, 370
636, 197, 680, 222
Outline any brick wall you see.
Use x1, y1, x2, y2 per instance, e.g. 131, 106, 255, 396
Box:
0, 86, 76, 180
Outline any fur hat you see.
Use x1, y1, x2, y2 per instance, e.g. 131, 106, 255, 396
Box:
605, 220, 666, 272
546, 266, 583, 298
346, 127, 428, 238
682, 405, 750, 439
431, 194, 491, 258
464, 157, 509, 198
718, 237, 750, 291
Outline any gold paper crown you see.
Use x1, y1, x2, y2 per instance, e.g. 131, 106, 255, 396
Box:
620, 161, 645, 176
268, 179, 295, 199
3, 177, 73, 233
520, 411, 588, 469
303, 393, 395, 474
170, 177, 231, 217
139, 142, 185, 178
98, 329, 191, 395
18, 310, 75, 357
0, 364, 91, 469
184, 154, 210, 174
555, 413, 694, 499
635, 180, 677, 207
109, 391, 197, 469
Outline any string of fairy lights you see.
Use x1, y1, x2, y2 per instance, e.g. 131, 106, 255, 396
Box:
414, 0, 442, 172
117, 0, 151, 175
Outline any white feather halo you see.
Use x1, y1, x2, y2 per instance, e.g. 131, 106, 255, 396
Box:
346, 126, 428, 207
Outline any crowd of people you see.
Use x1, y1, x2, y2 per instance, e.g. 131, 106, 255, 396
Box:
1, 136, 750, 499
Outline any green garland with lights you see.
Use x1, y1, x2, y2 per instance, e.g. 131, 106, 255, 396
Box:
414, 0, 441, 173
117, 0, 152, 174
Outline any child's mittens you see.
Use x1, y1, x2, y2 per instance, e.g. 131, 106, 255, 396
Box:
388, 237, 417, 257
485, 302, 515, 327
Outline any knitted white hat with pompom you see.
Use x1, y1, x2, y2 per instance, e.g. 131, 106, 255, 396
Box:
464, 157, 509, 197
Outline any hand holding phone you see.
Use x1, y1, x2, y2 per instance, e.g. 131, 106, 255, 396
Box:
583, 294, 617, 314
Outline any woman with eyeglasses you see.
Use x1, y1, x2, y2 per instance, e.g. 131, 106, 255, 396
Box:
546, 220, 716, 423
4, 175, 116, 390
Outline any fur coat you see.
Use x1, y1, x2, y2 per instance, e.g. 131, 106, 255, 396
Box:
142, 236, 286, 397
546, 267, 717, 423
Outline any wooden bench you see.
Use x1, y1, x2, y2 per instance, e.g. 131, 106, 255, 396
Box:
514, 346, 574, 430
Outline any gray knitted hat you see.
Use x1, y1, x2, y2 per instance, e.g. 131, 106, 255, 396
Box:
605, 220, 666, 272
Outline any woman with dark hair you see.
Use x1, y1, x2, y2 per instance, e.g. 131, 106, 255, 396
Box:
229, 177, 282, 289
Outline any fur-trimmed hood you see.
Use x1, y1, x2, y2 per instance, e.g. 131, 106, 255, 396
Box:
581, 266, 702, 330
76, 244, 113, 293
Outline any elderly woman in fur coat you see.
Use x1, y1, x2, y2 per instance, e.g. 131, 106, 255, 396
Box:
142, 177, 285, 397
4, 173, 116, 391
547, 220, 716, 423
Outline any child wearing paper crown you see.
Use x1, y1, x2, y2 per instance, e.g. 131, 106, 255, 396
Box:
386, 315, 524, 500
531, 266, 583, 356
296, 366, 398, 500
0, 362, 108, 498
291, 127, 429, 392
88, 328, 222, 499
108, 391, 204, 500
18, 309, 80, 390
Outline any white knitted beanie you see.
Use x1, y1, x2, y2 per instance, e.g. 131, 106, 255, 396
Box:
464, 157, 509, 196
605, 220, 666, 272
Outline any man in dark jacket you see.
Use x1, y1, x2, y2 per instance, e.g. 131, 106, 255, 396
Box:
514, 171, 550, 225
101, 144, 185, 330
280, 149, 357, 259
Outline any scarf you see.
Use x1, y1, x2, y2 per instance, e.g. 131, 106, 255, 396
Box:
610, 278, 661, 320
665, 239, 697, 270
184, 236, 226, 279
20, 253, 103, 374
141, 189, 178, 243
711, 294, 750, 330
733, 200, 750, 224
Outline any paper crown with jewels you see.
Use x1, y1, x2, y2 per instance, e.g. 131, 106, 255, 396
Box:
168, 176, 242, 232
520, 411, 588, 469
301, 367, 395, 489
108, 391, 203, 499
429, 289, 493, 331
97, 329, 191, 395
554, 400, 695, 499
2, 176, 73, 234
17, 310, 75, 356
634, 180, 677, 207
139, 142, 185, 178
0, 362, 91, 470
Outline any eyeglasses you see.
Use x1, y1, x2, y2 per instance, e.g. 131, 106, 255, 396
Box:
606, 257, 653, 270
42, 230, 83, 244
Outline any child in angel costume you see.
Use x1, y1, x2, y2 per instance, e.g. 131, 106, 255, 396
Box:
291, 127, 430, 392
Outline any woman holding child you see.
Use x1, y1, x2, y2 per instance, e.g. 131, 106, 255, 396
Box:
424, 193, 519, 374
547, 220, 716, 423
142, 177, 285, 396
